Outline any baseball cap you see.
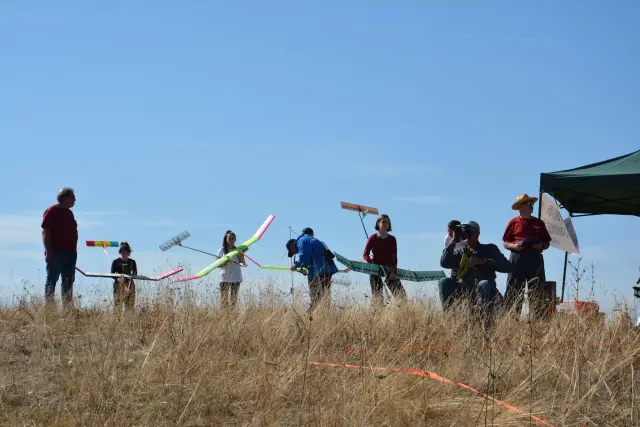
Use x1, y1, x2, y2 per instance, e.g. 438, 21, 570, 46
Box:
462, 221, 480, 231
286, 239, 296, 257
302, 227, 313, 235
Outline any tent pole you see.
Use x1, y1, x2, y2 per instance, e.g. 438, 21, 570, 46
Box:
560, 211, 574, 303
561, 252, 568, 302
538, 189, 542, 218
538, 188, 547, 304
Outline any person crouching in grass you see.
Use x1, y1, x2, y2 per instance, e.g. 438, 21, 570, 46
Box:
363, 213, 406, 307
111, 242, 137, 312
439, 221, 512, 323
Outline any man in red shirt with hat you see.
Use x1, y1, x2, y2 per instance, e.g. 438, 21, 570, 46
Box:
502, 193, 552, 318
41, 187, 78, 307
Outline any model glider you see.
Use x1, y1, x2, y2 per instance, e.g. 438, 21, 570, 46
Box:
261, 265, 349, 275
455, 246, 480, 279
340, 201, 379, 219
262, 265, 309, 275
171, 215, 275, 283
334, 252, 444, 282
86, 240, 119, 247
341, 201, 379, 237
159, 231, 262, 267
75, 266, 183, 281
86, 239, 119, 261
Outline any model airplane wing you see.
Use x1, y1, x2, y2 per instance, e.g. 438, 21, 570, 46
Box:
261, 265, 348, 275
171, 215, 275, 283
334, 253, 379, 275
86, 240, 119, 247
262, 265, 309, 275
334, 252, 444, 282
75, 266, 183, 281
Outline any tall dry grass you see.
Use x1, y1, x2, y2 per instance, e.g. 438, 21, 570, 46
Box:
1, 286, 639, 426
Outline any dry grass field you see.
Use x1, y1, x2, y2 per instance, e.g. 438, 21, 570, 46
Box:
1, 286, 639, 426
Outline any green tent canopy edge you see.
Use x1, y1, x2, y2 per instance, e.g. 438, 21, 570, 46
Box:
539, 149, 640, 217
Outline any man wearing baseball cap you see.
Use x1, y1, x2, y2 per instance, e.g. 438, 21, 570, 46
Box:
301, 227, 338, 270
286, 228, 338, 313
439, 220, 511, 319
502, 194, 552, 318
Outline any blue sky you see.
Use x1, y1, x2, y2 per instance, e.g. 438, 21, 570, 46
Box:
1, 1, 639, 313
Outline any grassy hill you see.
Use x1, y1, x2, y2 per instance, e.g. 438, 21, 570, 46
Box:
1, 291, 638, 426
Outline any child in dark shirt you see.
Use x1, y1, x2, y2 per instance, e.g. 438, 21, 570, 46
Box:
111, 242, 138, 312
363, 214, 406, 306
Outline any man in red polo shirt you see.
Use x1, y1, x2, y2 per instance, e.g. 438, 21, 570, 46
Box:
502, 193, 551, 318
41, 187, 78, 307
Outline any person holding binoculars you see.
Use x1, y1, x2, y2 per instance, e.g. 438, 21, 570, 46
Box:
438, 221, 511, 318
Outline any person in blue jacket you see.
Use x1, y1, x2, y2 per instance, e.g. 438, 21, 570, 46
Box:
286, 231, 338, 313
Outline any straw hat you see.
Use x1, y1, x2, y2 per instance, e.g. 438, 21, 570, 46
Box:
512, 194, 538, 210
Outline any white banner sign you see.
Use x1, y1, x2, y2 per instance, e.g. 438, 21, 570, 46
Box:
564, 216, 580, 253
540, 194, 580, 254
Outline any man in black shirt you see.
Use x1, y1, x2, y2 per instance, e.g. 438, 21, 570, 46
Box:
111, 242, 138, 311
438, 221, 512, 318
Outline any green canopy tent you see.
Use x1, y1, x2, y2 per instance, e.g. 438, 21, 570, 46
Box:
540, 149, 640, 218
539, 149, 640, 301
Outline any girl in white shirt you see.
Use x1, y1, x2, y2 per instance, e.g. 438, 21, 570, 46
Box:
217, 230, 247, 309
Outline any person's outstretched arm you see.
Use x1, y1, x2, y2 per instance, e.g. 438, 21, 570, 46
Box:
485, 245, 512, 273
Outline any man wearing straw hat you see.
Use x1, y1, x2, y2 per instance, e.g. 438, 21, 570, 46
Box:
502, 193, 552, 318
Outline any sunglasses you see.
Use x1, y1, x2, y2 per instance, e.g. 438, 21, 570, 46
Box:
520, 201, 534, 207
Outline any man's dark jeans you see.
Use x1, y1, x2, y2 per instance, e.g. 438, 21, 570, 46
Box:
504, 251, 545, 317
438, 277, 498, 312
45, 250, 77, 306
308, 274, 333, 312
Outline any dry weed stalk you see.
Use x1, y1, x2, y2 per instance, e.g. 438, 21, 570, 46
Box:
0, 288, 638, 426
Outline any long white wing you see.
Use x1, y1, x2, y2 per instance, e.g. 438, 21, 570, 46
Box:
75, 266, 183, 281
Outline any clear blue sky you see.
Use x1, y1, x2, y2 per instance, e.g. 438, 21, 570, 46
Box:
1, 1, 639, 314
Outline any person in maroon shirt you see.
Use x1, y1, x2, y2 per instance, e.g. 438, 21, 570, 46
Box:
502, 193, 552, 318
363, 214, 406, 306
41, 187, 78, 307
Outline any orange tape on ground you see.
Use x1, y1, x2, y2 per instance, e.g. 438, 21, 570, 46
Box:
318, 342, 640, 359
403, 343, 640, 352
311, 361, 555, 426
